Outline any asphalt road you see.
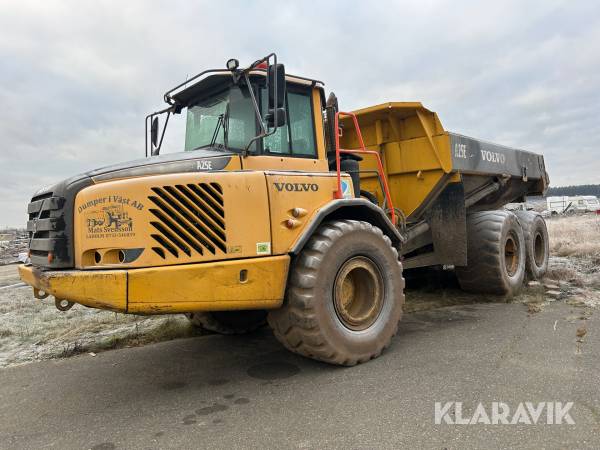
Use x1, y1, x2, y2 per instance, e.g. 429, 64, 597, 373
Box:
1, 300, 599, 450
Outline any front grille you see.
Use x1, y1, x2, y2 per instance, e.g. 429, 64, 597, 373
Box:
27, 192, 67, 266
147, 182, 226, 259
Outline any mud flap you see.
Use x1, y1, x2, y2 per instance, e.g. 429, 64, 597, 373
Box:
427, 183, 467, 266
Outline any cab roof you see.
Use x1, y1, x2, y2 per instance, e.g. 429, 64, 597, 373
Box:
167, 69, 324, 107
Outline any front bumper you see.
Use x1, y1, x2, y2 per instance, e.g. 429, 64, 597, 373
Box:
18, 255, 290, 314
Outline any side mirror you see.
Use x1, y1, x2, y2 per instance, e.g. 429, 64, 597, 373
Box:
267, 63, 286, 128
150, 117, 159, 148
265, 108, 286, 128
268, 63, 286, 109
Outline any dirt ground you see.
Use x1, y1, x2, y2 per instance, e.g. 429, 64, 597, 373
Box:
0, 213, 598, 368
0, 266, 200, 367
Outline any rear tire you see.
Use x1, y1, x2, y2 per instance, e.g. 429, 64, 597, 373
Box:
455, 210, 526, 296
268, 220, 405, 366
186, 310, 267, 335
514, 211, 549, 280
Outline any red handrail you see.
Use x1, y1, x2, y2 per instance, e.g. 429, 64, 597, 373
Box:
334, 111, 397, 225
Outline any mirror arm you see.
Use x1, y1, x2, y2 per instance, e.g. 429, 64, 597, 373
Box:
153, 111, 171, 156
145, 105, 177, 157
244, 71, 266, 135
242, 53, 282, 156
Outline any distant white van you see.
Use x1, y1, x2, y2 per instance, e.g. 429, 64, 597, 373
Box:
582, 196, 600, 211
546, 195, 600, 214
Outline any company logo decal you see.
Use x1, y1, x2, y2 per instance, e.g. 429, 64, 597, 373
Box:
480, 149, 506, 164
273, 182, 319, 192
78, 195, 144, 239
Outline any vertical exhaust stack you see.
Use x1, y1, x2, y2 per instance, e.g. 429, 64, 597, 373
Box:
326, 92, 361, 198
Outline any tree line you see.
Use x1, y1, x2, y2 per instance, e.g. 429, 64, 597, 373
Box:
547, 184, 600, 197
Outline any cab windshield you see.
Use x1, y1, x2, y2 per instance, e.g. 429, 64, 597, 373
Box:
184, 85, 256, 152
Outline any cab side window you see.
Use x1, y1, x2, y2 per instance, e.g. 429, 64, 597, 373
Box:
261, 88, 316, 158
288, 92, 316, 156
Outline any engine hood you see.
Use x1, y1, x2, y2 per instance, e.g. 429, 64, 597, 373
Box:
33, 149, 236, 198
88, 149, 237, 182
27, 149, 237, 269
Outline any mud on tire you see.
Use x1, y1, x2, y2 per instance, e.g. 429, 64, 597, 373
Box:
186, 310, 267, 335
455, 210, 526, 296
267, 220, 405, 366
514, 211, 549, 281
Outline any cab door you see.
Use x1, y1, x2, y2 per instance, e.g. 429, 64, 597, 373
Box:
241, 87, 328, 172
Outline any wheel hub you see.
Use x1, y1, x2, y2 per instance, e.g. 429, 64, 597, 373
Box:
333, 256, 384, 331
533, 231, 544, 267
504, 233, 519, 277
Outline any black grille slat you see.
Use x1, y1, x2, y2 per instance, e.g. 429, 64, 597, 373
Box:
166, 185, 225, 230
175, 185, 226, 240
152, 187, 226, 247
29, 238, 62, 252
148, 193, 219, 253
26, 191, 69, 265
150, 234, 179, 257
148, 209, 206, 255
149, 221, 191, 256
152, 247, 166, 259
146, 182, 226, 258
187, 184, 225, 221
200, 183, 224, 207
26, 218, 59, 232
27, 196, 64, 216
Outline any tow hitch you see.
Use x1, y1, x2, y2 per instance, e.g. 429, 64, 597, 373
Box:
55, 298, 74, 311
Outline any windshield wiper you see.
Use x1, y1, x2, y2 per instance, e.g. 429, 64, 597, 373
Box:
223, 102, 229, 148
209, 102, 230, 148
209, 114, 224, 147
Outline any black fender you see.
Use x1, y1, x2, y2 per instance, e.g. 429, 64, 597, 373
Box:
290, 198, 404, 255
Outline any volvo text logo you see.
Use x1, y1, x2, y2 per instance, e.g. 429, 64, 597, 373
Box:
273, 182, 319, 192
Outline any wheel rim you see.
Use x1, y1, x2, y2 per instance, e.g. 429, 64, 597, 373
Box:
504, 233, 519, 277
533, 232, 544, 267
333, 256, 384, 331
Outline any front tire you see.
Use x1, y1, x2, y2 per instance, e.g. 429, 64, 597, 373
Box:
268, 220, 405, 366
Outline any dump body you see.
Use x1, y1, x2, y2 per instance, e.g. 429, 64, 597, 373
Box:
340, 102, 549, 268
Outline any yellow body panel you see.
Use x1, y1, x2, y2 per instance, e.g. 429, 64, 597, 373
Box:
312, 88, 327, 161
241, 155, 327, 172
18, 264, 127, 312
19, 255, 289, 314
340, 102, 453, 219
128, 255, 290, 313
265, 172, 353, 254
74, 171, 271, 269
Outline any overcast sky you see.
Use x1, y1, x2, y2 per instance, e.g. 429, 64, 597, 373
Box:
1, 0, 599, 227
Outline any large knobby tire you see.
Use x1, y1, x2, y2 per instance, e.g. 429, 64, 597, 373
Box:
186, 310, 267, 335
267, 220, 405, 366
455, 210, 526, 296
514, 211, 549, 280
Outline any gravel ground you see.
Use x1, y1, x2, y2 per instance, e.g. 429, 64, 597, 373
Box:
0, 265, 200, 367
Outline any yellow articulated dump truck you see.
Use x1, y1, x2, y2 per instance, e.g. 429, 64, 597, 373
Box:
20, 54, 549, 365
